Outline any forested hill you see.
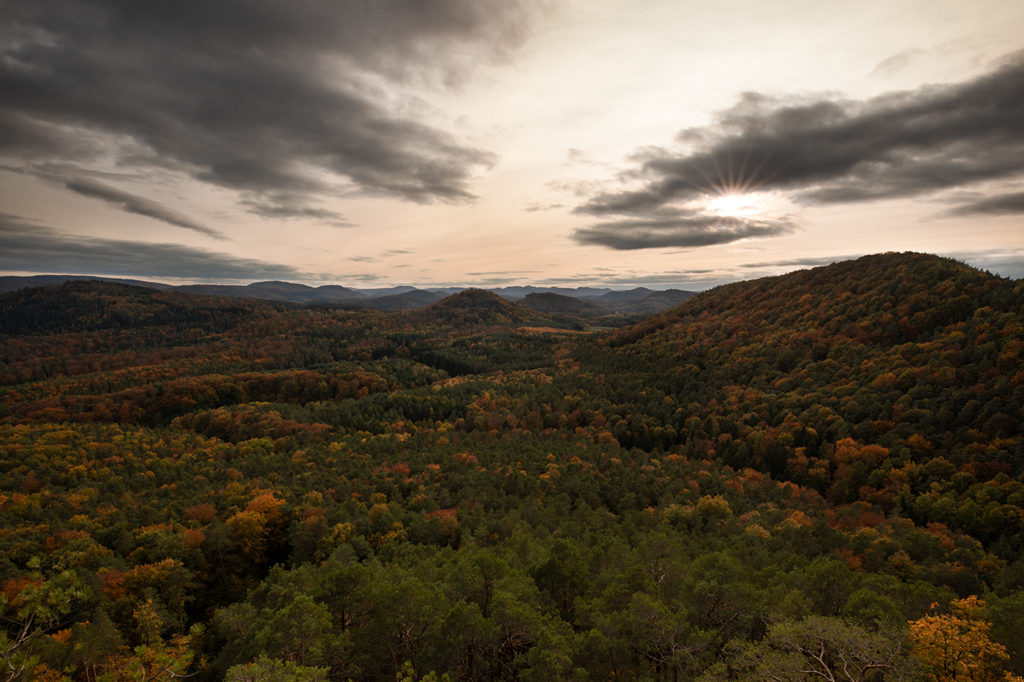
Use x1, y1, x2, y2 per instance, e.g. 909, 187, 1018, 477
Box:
611, 252, 1017, 348
0, 280, 289, 335
1, 252, 1023, 680
0, 275, 699, 316
520, 292, 605, 316
575, 251, 1023, 536
412, 288, 557, 328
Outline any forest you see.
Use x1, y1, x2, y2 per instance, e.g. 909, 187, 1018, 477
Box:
1, 252, 1022, 681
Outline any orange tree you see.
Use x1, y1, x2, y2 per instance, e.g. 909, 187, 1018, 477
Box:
909, 596, 1021, 681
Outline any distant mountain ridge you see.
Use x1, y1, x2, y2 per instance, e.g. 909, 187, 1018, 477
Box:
412, 289, 556, 327
0, 280, 283, 335
0, 281, 568, 335
0, 275, 696, 317
519, 292, 605, 316
176, 281, 364, 303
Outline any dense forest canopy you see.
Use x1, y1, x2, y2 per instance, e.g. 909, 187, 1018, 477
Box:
1, 252, 1022, 680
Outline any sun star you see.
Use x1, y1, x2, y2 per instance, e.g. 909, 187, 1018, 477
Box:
706, 192, 765, 218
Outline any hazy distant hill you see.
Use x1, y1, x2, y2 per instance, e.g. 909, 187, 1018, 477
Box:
519, 292, 605, 316
489, 285, 615, 300
177, 281, 365, 303
351, 285, 419, 298
0, 274, 695, 315
581, 287, 697, 314
354, 289, 445, 311
0, 280, 284, 335
414, 289, 555, 327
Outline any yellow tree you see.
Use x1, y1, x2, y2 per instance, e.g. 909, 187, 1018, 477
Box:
909, 596, 1021, 681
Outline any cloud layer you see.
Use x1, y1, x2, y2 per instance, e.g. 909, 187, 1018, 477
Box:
62, 177, 225, 239
1, 1, 542, 222
0, 214, 302, 281
943, 191, 1024, 217
573, 212, 795, 250
574, 53, 1024, 249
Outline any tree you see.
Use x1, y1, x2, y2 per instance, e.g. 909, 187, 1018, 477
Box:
909, 596, 1022, 681
0, 565, 90, 680
710, 616, 913, 681
225, 655, 327, 682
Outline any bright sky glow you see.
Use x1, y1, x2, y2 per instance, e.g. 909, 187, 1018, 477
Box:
1, 0, 1022, 289
706, 194, 765, 219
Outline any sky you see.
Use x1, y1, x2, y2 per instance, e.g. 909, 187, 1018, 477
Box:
1, 0, 1023, 290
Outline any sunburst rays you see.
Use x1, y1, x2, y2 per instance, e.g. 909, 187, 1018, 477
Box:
649, 145, 783, 218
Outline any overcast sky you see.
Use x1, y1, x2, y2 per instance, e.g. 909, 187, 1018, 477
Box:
2, 0, 1022, 289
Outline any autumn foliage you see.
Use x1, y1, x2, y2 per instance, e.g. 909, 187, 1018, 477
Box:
909, 597, 1022, 682
0, 253, 1022, 679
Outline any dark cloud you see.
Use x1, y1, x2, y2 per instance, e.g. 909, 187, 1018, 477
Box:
1, 1, 542, 215
346, 273, 384, 283
573, 211, 795, 250
0, 214, 302, 281
524, 202, 564, 212
61, 177, 225, 239
575, 53, 1024, 240
239, 194, 351, 227
943, 191, 1024, 217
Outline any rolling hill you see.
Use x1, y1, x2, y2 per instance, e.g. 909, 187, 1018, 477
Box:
412, 288, 558, 327
0, 275, 696, 316
518, 292, 605, 316
590, 252, 1023, 478
0, 280, 286, 335
1, 252, 1022, 680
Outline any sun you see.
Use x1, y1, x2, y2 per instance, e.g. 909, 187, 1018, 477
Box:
706, 192, 765, 218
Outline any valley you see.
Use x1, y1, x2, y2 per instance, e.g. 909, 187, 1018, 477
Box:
0, 252, 1021, 680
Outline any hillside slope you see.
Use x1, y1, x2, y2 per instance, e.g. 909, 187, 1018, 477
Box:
615, 253, 1008, 344
2, 253, 1023, 680
412, 288, 558, 327
577, 252, 1023, 514
0, 280, 286, 335
519, 292, 605, 316
584, 286, 697, 314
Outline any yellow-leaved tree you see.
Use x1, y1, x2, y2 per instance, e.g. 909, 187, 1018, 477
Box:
909, 596, 1021, 681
